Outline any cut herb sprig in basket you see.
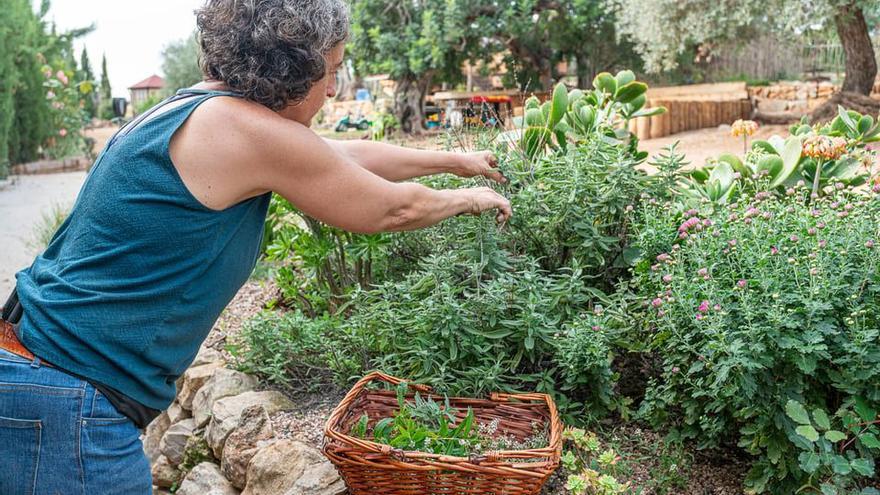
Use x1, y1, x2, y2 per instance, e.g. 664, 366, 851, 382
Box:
350, 382, 547, 457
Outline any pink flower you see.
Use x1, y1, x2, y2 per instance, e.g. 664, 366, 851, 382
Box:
728, 213, 739, 222
838, 211, 849, 219
810, 268, 819, 276
771, 246, 779, 255
657, 310, 665, 317
679, 232, 689, 239
58, 128, 67, 137
808, 228, 817, 236
873, 184, 880, 193
46, 91, 55, 100
651, 264, 660, 272
697, 268, 709, 278
790, 235, 799, 243
713, 304, 722, 311
745, 208, 760, 218
744, 218, 752, 225
817, 222, 826, 229
591, 325, 601, 331
698, 300, 710, 313
656, 253, 671, 263
695, 313, 704, 321
811, 209, 821, 217
671, 366, 680, 373
652, 298, 663, 308
56, 70, 68, 85
818, 240, 827, 248
867, 240, 875, 249
672, 244, 680, 252
737, 279, 748, 288
662, 274, 673, 283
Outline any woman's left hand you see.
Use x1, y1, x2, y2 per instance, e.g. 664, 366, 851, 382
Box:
453, 151, 507, 184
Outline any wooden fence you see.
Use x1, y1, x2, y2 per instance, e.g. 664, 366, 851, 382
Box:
630, 82, 752, 140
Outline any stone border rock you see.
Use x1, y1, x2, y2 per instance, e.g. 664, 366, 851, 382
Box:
146, 345, 346, 495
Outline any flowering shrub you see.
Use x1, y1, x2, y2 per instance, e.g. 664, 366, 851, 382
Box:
631, 184, 880, 493
41, 62, 94, 160
685, 107, 877, 205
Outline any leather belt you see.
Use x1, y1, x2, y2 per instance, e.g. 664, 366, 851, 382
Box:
1, 289, 53, 367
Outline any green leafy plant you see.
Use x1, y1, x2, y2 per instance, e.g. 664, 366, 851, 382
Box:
562, 428, 631, 495
519, 72, 665, 161
684, 107, 876, 205
631, 185, 880, 493
350, 383, 482, 457
785, 399, 880, 495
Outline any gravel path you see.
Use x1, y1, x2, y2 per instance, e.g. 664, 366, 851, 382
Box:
0, 172, 86, 296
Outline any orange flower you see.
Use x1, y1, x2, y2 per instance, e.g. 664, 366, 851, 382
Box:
731, 119, 758, 138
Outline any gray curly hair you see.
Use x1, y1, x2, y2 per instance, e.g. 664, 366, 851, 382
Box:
196, 0, 349, 111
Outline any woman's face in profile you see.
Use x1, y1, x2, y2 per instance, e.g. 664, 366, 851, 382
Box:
281, 43, 346, 126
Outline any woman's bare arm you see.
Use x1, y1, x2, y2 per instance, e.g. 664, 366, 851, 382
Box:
324, 138, 506, 183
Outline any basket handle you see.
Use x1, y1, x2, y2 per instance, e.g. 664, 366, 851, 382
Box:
324, 371, 431, 437
366, 371, 433, 393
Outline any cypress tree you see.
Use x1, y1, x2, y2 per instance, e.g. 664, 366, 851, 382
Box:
99, 53, 114, 119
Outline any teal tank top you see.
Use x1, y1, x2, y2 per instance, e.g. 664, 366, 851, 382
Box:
15, 89, 271, 410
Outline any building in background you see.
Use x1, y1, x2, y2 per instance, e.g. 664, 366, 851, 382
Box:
128, 75, 165, 115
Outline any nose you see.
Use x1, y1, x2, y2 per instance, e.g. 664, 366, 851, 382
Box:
327, 78, 337, 98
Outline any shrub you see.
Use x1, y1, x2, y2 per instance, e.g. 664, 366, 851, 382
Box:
630, 184, 880, 493
227, 310, 366, 391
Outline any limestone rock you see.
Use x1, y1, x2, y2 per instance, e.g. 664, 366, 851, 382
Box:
242, 440, 345, 495
175, 462, 239, 495
191, 346, 224, 367
220, 405, 276, 489
167, 401, 191, 425
205, 391, 294, 458
151, 455, 178, 488
160, 418, 196, 466
143, 411, 171, 463
179, 362, 224, 410
192, 368, 258, 428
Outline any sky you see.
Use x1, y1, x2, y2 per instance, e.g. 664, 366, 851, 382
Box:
44, 0, 206, 98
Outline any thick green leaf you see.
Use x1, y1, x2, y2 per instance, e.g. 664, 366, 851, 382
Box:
824, 430, 846, 442
812, 409, 831, 431
751, 140, 778, 155
831, 455, 852, 475
796, 425, 820, 442
859, 432, 880, 448
786, 400, 811, 425
524, 95, 540, 110
855, 397, 877, 422
858, 115, 874, 134
615, 81, 648, 104
717, 153, 750, 178
548, 82, 568, 130
630, 106, 666, 119
769, 136, 802, 189
615, 69, 636, 87
838, 105, 858, 132
593, 72, 617, 95
821, 483, 839, 495
627, 93, 646, 113
850, 458, 875, 477
525, 108, 545, 127
798, 451, 821, 473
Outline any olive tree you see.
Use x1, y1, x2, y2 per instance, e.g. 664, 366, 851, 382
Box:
615, 0, 878, 95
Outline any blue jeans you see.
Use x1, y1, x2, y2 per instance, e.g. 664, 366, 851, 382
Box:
0, 347, 152, 495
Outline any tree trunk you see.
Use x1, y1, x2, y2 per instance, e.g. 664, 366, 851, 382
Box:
834, 3, 877, 95
393, 74, 430, 134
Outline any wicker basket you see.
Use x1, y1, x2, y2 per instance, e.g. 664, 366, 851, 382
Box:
323, 371, 563, 495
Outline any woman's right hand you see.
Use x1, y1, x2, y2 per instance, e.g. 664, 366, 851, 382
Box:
457, 187, 512, 224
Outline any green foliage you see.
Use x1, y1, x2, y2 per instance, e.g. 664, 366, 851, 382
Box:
351, 383, 547, 456
78, 48, 96, 120
562, 428, 631, 495
227, 310, 366, 391
684, 110, 876, 205
630, 185, 880, 493
517, 76, 664, 161
0, 0, 95, 177
98, 54, 113, 120
27, 202, 69, 253
264, 195, 392, 314
161, 32, 202, 94
135, 93, 163, 116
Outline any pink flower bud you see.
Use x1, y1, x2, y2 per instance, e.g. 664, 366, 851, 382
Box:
671, 366, 680, 373
867, 240, 875, 249
662, 274, 673, 283
652, 298, 663, 308
771, 246, 779, 255
58, 128, 67, 137
698, 300, 710, 313
737, 279, 747, 288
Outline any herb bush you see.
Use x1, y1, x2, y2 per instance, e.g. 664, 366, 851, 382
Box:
630, 182, 880, 493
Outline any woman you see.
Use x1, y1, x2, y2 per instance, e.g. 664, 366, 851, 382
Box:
0, 1, 510, 493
